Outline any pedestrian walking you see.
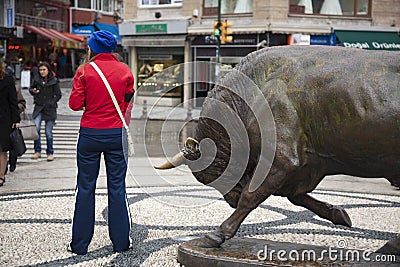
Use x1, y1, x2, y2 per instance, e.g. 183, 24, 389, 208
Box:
6, 85, 26, 173
29, 61, 62, 161
0, 61, 20, 186
68, 30, 135, 255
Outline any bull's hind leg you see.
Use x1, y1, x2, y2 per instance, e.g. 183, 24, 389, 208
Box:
288, 193, 352, 227
376, 237, 400, 256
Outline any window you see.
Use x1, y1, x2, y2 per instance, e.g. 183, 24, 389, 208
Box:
73, 0, 115, 12
103, 0, 113, 12
289, 0, 370, 16
203, 0, 253, 15
141, 0, 182, 6
77, 0, 91, 9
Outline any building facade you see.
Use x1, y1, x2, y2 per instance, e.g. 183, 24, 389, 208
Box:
2, 0, 124, 79
120, 0, 400, 107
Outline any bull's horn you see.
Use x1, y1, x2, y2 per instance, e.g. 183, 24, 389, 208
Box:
154, 137, 200, 169
154, 151, 186, 169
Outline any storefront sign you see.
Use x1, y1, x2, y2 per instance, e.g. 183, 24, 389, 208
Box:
310, 34, 336, 46
335, 30, 400, 51
136, 24, 167, 34
289, 34, 310, 45
343, 42, 400, 50
193, 34, 258, 46
72, 25, 94, 37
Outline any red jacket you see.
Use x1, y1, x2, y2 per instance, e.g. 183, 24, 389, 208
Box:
69, 54, 134, 129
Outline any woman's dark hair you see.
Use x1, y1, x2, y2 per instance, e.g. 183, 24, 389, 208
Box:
38, 61, 53, 79
38, 61, 51, 72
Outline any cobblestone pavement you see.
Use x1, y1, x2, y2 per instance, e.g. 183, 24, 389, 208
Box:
0, 175, 399, 266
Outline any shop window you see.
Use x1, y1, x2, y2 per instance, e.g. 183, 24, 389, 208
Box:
137, 55, 184, 98
289, 0, 370, 16
203, 0, 253, 16
140, 0, 182, 7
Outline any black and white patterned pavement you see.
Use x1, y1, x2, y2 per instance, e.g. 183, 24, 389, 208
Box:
1, 183, 399, 266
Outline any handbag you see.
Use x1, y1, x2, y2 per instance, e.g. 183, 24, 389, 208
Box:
90, 62, 135, 156
19, 112, 39, 141
10, 128, 27, 156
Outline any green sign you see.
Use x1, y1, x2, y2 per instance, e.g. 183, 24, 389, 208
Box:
335, 30, 400, 51
136, 24, 167, 34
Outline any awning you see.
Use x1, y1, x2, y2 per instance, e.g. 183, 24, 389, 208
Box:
122, 35, 186, 47
62, 32, 86, 42
188, 24, 266, 35
335, 30, 400, 50
269, 23, 332, 35
24, 25, 85, 49
94, 22, 122, 43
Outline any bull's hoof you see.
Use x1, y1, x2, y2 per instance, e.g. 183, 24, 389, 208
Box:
376, 238, 400, 256
190, 231, 225, 248
331, 207, 352, 227
390, 182, 400, 190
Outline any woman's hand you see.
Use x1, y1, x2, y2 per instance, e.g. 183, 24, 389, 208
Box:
12, 123, 20, 128
32, 88, 40, 94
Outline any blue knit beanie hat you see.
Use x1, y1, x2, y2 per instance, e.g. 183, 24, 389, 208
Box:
88, 30, 117, 54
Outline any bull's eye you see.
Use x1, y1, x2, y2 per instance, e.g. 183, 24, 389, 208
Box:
183, 137, 201, 161
184, 137, 199, 153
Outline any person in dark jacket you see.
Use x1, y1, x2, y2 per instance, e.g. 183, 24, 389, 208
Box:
5, 85, 26, 173
0, 61, 20, 186
29, 61, 62, 161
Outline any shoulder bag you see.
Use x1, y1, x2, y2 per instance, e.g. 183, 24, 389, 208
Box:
20, 112, 39, 141
90, 61, 134, 156
10, 128, 27, 156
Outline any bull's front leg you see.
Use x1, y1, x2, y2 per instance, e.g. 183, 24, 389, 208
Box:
193, 182, 274, 248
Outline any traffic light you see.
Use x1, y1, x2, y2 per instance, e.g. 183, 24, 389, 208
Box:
221, 21, 233, 44
213, 21, 222, 38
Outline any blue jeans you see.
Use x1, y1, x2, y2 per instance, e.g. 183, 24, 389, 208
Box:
33, 113, 55, 155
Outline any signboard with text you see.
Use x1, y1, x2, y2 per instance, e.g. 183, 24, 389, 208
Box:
136, 24, 167, 34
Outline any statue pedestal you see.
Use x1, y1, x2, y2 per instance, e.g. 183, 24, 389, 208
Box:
177, 237, 399, 266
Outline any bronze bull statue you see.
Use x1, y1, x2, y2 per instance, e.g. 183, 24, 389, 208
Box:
156, 46, 400, 255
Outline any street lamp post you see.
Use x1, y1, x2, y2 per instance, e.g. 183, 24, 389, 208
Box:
215, 0, 221, 82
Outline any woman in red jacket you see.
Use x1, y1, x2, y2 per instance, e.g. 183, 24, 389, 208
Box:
69, 30, 134, 255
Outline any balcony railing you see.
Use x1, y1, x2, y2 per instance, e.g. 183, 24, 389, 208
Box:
15, 13, 66, 31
